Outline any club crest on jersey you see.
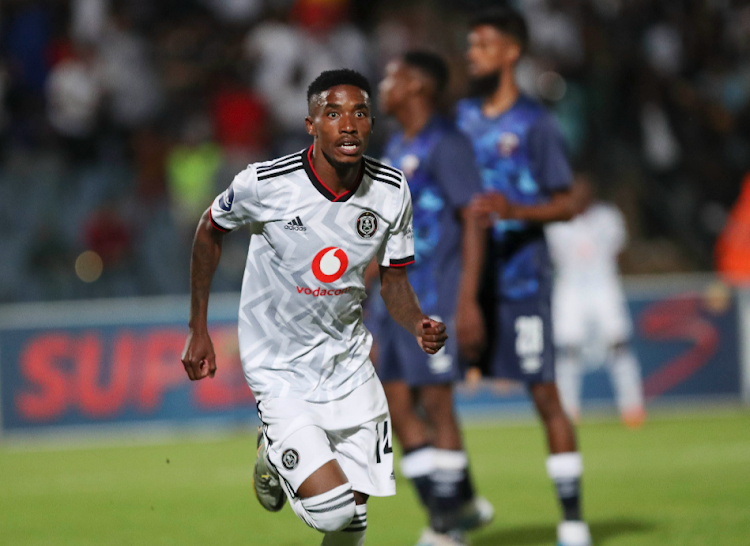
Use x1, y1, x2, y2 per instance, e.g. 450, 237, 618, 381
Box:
356, 211, 378, 239
497, 132, 520, 157
219, 186, 234, 211
282, 449, 299, 470
312, 247, 348, 283
400, 154, 420, 179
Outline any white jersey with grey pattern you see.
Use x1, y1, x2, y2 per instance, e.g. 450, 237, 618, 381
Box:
210, 147, 414, 403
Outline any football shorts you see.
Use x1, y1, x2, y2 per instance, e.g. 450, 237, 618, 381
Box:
257, 375, 396, 498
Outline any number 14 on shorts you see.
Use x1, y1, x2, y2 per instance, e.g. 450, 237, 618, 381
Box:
375, 419, 393, 463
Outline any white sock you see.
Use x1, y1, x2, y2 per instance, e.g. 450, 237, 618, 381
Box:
289, 483, 355, 531
400, 446, 437, 510
607, 346, 644, 414
547, 452, 583, 521
555, 347, 583, 419
321, 503, 367, 546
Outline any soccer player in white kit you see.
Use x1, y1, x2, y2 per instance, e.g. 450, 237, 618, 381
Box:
181, 69, 448, 546
546, 177, 646, 428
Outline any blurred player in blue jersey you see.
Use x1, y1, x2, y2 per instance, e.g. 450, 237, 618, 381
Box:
457, 9, 592, 546
375, 51, 492, 546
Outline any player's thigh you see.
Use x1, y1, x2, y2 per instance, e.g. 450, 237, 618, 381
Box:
492, 297, 555, 383
329, 415, 396, 498
595, 286, 633, 346
264, 422, 339, 497
552, 284, 587, 347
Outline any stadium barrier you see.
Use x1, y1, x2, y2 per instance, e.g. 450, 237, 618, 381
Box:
0, 275, 746, 437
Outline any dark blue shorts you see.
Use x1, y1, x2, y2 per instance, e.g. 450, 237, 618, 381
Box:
374, 313, 460, 387
479, 295, 556, 384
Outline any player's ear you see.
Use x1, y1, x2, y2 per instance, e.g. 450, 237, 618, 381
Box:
305, 116, 316, 136
407, 76, 423, 95
505, 40, 522, 65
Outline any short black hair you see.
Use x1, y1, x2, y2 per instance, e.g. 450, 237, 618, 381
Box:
469, 8, 529, 54
306, 69, 372, 104
403, 50, 450, 96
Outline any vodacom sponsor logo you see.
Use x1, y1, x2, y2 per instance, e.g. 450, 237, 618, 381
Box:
312, 247, 348, 283
297, 247, 350, 297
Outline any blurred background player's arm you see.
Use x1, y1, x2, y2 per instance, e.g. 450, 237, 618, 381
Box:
380, 265, 447, 355
428, 131, 489, 361
181, 209, 225, 380
473, 113, 576, 225
456, 209, 487, 361
473, 189, 577, 225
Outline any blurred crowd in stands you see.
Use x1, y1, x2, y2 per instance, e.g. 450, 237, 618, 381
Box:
0, 0, 749, 303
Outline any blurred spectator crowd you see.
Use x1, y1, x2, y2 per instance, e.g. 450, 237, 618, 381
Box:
0, 0, 749, 303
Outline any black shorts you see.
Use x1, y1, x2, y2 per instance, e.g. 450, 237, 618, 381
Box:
477, 293, 555, 385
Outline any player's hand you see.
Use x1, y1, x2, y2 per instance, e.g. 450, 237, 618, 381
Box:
181, 327, 217, 380
455, 298, 486, 362
471, 192, 514, 225
416, 316, 448, 355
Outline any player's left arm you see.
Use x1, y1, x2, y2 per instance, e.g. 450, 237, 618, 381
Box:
379, 265, 447, 355
430, 131, 487, 360
472, 112, 577, 225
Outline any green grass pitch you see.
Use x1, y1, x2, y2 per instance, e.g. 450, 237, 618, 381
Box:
2, 409, 749, 546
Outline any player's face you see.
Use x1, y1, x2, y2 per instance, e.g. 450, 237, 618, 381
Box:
378, 60, 410, 115
467, 25, 521, 78
306, 85, 372, 167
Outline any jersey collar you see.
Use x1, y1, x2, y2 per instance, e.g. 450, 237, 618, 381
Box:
302, 145, 363, 202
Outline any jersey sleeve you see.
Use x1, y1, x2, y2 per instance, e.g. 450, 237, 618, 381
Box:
378, 178, 415, 267
209, 165, 262, 232
429, 130, 484, 210
527, 112, 573, 193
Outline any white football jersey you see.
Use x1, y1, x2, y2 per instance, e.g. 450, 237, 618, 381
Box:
209, 147, 414, 403
546, 202, 626, 288
546, 202, 631, 346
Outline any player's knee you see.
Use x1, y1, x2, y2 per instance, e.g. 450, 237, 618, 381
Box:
299, 484, 356, 532
420, 384, 454, 420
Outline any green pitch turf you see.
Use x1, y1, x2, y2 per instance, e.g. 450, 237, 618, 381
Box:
2, 409, 749, 546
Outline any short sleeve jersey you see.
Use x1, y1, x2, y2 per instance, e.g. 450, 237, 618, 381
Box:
456, 95, 572, 300
382, 117, 483, 316
210, 147, 414, 402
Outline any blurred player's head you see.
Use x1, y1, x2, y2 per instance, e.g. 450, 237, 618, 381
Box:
378, 51, 449, 115
466, 8, 528, 96
306, 69, 373, 169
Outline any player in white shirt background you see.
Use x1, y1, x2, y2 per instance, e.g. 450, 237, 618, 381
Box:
546, 175, 646, 429
180, 68, 448, 546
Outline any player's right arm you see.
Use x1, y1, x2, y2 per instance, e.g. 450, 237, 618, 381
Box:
377, 174, 447, 355
182, 211, 224, 381
181, 166, 262, 380
380, 265, 447, 355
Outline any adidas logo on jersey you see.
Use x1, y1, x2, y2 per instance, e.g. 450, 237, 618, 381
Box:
285, 216, 307, 231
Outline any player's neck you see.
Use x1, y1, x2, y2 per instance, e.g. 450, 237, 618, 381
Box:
312, 144, 362, 195
481, 70, 519, 118
398, 101, 433, 140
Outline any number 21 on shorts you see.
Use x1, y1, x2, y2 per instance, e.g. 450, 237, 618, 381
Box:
515, 315, 543, 374
375, 418, 393, 463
